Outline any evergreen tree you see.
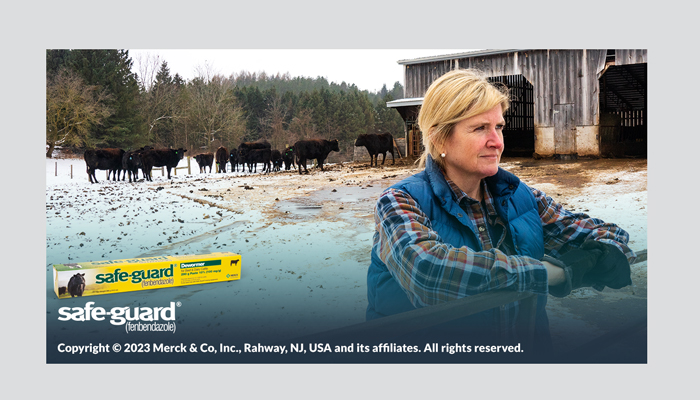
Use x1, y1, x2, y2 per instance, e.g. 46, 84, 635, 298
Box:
154, 61, 173, 86
46, 49, 72, 76
64, 49, 144, 148
143, 61, 179, 146
391, 81, 404, 100
233, 86, 267, 140
173, 73, 185, 87
379, 84, 389, 99
374, 93, 404, 137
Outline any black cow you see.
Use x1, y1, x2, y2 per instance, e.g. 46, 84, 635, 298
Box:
282, 146, 296, 170
229, 149, 240, 172
122, 148, 148, 183
67, 273, 85, 297
58, 286, 67, 296
244, 148, 272, 173
215, 146, 228, 173
193, 152, 214, 173
271, 149, 282, 172
238, 140, 271, 172
294, 139, 340, 174
84, 148, 125, 183
139, 148, 187, 181
354, 133, 395, 167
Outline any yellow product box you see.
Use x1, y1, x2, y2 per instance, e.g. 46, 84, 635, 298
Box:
53, 252, 241, 299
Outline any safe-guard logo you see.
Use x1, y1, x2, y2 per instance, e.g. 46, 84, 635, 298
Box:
95, 265, 173, 284
57, 301, 180, 333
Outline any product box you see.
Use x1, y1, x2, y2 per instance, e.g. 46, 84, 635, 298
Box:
53, 252, 241, 298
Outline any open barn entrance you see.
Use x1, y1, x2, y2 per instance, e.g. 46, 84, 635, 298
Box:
488, 74, 535, 157
599, 61, 647, 158
386, 100, 424, 158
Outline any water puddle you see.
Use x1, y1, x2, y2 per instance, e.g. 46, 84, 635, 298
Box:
274, 185, 386, 217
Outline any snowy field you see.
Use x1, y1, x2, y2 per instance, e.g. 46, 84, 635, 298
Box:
45, 155, 649, 361
46, 156, 376, 345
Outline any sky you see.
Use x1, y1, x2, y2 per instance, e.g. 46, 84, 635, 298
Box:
128, 49, 481, 93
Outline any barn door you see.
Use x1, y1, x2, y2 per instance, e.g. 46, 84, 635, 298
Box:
553, 103, 576, 157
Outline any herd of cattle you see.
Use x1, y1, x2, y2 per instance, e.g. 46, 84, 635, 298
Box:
82, 133, 397, 183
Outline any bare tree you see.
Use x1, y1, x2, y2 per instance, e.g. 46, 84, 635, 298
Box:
262, 94, 289, 150
46, 68, 113, 157
185, 73, 245, 151
193, 61, 220, 85
133, 52, 162, 92
288, 108, 317, 143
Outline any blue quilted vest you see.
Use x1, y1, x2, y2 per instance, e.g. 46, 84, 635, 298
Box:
366, 156, 549, 344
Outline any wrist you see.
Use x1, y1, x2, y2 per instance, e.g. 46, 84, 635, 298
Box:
543, 261, 566, 286
541, 255, 572, 298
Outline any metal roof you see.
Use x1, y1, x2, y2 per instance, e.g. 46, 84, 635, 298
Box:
386, 97, 423, 108
397, 49, 523, 65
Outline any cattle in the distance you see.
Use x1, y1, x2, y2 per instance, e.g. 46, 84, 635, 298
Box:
271, 149, 282, 172
238, 140, 271, 170
215, 146, 228, 173
67, 273, 85, 297
84, 148, 125, 183
244, 148, 272, 173
294, 139, 340, 174
229, 149, 240, 172
282, 146, 295, 171
139, 148, 187, 181
193, 152, 214, 173
354, 133, 395, 167
122, 148, 147, 183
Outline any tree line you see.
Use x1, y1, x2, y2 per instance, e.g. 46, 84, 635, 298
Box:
46, 49, 405, 162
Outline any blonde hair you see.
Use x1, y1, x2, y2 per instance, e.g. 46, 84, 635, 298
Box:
417, 68, 510, 169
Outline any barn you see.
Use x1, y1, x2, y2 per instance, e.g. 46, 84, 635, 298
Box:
387, 49, 647, 160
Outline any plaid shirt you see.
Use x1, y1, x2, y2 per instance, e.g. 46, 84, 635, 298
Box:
373, 174, 635, 338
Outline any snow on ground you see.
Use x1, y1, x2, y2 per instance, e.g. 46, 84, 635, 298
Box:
46, 156, 378, 343
46, 155, 648, 358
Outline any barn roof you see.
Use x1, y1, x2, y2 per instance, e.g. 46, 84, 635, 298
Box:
397, 49, 522, 65
385, 97, 423, 108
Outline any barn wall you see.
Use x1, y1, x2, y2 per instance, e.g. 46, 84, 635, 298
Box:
616, 49, 647, 65
403, 49, 633, 156
404, 50, 609, 128
577, 126, 599, 156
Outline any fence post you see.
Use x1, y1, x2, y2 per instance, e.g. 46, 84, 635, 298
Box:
71, 164, 73, 179
55, 162, 58, 177
187, 157, 191, 175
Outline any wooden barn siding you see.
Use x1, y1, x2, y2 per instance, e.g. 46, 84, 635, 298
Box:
403, 50, 608, 127
615, 49, 647, 65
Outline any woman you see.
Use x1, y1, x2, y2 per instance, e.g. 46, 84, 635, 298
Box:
366, 69, 635, 353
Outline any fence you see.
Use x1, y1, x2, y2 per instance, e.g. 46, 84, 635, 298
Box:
52, 157, 192, 179
296, 289, 539, 347
293, 249, 648, 362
